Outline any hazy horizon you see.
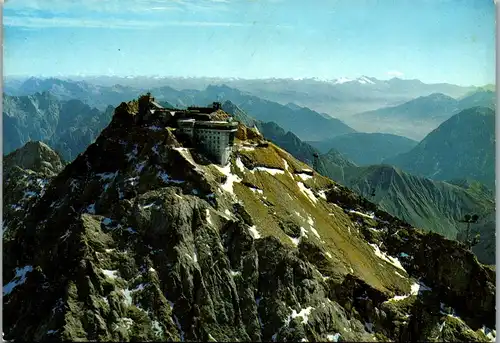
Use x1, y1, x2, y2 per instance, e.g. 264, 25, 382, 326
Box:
3, 74, 495, 88
4, 0, 495, 87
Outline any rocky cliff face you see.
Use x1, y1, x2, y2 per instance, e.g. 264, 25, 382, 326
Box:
3, 141, 65, 239
3, 92, 114, 161
2, 100, 496, 342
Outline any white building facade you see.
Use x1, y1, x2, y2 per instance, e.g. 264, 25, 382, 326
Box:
177, 119, 238, 165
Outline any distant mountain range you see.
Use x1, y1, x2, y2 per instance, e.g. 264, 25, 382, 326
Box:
385, 106, 495, 190
3, 92, 114, 161
307, 133, 418, 165
5, 78, 356, 141
5, 76, 482, 119
346, 90, 495, 140
5, 77, 141, 110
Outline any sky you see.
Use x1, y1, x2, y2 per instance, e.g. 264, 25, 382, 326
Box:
3, 0, 496, 86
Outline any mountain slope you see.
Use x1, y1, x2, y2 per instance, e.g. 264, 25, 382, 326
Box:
3, 92, 114, 161
222, 104, 496, 265
3, 98, 495, 342
321, 164, 495, 265
347, 90, 495, 140
385, 107, 495, 189
307, 133, 418, 165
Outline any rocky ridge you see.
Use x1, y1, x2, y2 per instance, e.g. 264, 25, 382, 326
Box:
2, 98, 496, 342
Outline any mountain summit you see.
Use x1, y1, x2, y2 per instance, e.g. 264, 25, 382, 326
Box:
3, 96, 495, 342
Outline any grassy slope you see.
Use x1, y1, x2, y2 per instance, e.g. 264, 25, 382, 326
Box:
204, 141, 413, 296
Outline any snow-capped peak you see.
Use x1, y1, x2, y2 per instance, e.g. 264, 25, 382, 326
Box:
334, 77, 353, 84
357, 76, 375, 85
333, 76, 376, 85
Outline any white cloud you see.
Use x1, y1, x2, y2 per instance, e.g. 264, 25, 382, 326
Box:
4, 15, 248, 29
4, 0, 232, 13
387, 70, 404, 77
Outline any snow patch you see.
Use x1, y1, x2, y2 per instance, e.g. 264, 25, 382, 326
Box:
23, 190, 38, 199
283, 159, 290, 171
122, 289, 133, 306
215, 164, 242, 195
480, 326, 496, 342
411, 281, 432, 295
86, 203, 96, 214
310, 227, 321, 239
3, 265, 33, 296
206, 209, 213, 225
287, 306, 314, 325
297, 182, 318, 204
288, 235, 300, 246
125, 176, 139, 187
394, 271, 406, 278
388, 294, 410, 302
235, 157, 246, 173
102, 218, 112, 226
248, 225, 261, 239
230, 270, 241, 277
125, 227, 137, 234
114, 317, 134, 331
253, 166, 285, 175
157, 171, 185, 184
126, 144, 139, 161
387, 280, 431, 302
335, 77, 353, 84
349, 209, 375, 219
101, 269, 119, 279
141, 202, 157, 210
307, 216, 314, 226
327, 333, 341, 342
368, 243, 406, 272
249, 186, 264, 195
135, 161, 147, 173
318, 190, 327, 200
297, 173, 313, 181
97, 172, 118, 181
152, 320, 164, 336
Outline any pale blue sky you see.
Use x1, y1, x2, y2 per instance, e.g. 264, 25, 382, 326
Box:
3, 0, 496, 86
